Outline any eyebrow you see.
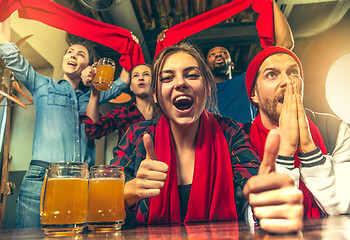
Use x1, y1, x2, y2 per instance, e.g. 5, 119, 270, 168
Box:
208, 48, 226, 54
67, 48, 87, 56
262, 63, 299, 74
159, 66, 200, 75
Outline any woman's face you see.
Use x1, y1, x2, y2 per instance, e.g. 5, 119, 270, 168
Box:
130, 64, 152, 98
155, 52, 208, 127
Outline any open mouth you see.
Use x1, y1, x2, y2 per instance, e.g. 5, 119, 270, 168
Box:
173, 95, 194, 111
68, 61, 77, 66
138, 83, 146, 88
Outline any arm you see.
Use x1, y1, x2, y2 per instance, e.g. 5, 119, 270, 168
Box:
272, 0, 294, 50
0, 20, 47, 93
301, 122, 350, 215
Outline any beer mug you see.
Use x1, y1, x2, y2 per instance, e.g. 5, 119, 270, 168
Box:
93, 58, 115, 91
40, 161, 89, 236
88, 165, 125, 232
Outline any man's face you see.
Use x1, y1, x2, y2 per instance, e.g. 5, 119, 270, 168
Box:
206, 46, 232, 75
61, 44, 90, 80
251, 53, 303, 124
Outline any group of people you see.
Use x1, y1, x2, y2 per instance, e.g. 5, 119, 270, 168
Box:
0, 0, 349, 235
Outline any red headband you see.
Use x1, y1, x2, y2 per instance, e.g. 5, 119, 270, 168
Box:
245, 46, 303, 108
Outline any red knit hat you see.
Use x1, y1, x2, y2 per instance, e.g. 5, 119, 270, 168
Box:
245, 46, 303, 108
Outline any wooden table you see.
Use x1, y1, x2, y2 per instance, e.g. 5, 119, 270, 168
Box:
1, 215, 350, 239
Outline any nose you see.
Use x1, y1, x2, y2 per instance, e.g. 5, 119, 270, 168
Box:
214, 52, 222, 58
174, 75, 188, 91
279, 72, 290, 88
69, 53, 77, 59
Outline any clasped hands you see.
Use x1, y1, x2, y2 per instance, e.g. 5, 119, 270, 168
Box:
278, 80, 316, 157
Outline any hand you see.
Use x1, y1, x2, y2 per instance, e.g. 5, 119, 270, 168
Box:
294, 81, 316, 153
0, 18, 11, 44
157, 29, 167, 42
133, 133, 169, 199
278, 81, 299, 156
243, 129, 304, 234
81, 62, 97, 87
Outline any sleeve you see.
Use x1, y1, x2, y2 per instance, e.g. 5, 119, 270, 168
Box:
98, 78, 129, 104
110, 124, 153, 226
0, 42, 48, 93
80, 107, 125, 140
227, 120, 261, 189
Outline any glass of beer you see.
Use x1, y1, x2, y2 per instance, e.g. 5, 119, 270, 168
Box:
40, 161, 89, 236
93, 58, 115, 91
88, 165, 125, 232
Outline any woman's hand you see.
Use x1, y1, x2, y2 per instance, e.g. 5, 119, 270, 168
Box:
81, 62, 97, 87
244, 129, 304, 233
124, 134, 169, 207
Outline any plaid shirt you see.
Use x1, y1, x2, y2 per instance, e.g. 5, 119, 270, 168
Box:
111, 114, 261, 226
79, 101, 145, 142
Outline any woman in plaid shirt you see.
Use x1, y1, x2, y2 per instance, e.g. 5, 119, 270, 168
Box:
112, 43, 303, 233
80, 64, 154, 142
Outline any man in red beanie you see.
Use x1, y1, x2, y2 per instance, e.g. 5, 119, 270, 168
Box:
245, 46, 328, 218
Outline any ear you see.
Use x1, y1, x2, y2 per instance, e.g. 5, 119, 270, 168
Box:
153, 90, 157, 104
250, 88, 259, 106
231, 62, 235, 70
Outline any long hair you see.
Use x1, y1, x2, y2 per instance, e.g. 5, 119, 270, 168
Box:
151, 43, 218, 119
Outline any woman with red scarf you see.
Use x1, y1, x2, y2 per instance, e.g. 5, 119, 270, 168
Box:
112, 43, 303, 233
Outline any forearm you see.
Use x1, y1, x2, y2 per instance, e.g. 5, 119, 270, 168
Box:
273, 0, 294, 50
85, 88, 100, 122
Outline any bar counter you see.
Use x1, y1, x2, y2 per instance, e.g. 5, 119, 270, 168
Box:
1, 215, 350, 239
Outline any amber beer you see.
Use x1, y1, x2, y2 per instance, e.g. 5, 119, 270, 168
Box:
93, 58, 115, 91
41, 162, 89, 236
88, 165, 125, 232
41, 178, 88, 224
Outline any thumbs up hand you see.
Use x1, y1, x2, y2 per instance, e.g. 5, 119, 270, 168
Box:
243, 129, 304, 233
134, 133, 169, 199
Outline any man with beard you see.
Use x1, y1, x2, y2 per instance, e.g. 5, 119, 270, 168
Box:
245, 46, 344, 218
206, 0, 294, 123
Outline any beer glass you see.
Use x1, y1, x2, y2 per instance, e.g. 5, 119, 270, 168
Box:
93, 58, 115, 91
40, 161, 89, 236
88, 165, 125, 232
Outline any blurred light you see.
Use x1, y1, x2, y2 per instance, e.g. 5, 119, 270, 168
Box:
326, 53, 350, 124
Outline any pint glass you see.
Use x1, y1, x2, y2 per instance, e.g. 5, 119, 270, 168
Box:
88, 165, 125, 232
93, 58, 115, 91
40, 161, 89, 236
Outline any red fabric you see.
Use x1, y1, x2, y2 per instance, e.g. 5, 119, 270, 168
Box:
0, 0, 144, 71
148, 110, 237, 224
245, 46, 303, 108
155, 0, 274, 57
250, 114, 327, 218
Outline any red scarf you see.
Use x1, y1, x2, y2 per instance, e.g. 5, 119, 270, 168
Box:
148, 110, 237, 224
155, 0, 274, 56
250, 114, 327, 218
0, 0, 144, 71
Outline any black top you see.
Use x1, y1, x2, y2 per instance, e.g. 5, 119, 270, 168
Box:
178, 184, 192, 222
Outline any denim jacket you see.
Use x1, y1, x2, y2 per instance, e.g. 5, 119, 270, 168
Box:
0, 42, 128, 166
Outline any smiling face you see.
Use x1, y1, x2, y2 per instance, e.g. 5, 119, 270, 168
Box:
251, 53, 303, 125
61, 44, 90, 81
130, 64, 152, 99
155, 51, 208, 128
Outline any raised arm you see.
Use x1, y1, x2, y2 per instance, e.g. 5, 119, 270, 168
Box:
273, 0, 294, 50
